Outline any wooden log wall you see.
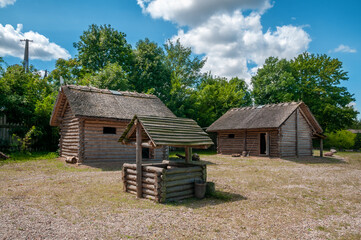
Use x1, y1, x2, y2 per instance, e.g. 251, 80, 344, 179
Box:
60, 104, 79, 158
82, 119, 164, 163
217, 129, 279, 157
122, 162, 206, 203
297, 111, 313, 156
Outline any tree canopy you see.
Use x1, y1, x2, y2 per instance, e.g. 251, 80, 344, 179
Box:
252, 53, 358, 131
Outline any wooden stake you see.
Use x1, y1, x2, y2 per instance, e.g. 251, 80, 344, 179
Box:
320, 138, 323, 158
136, 121, 143, 198
185, 147, 192, 163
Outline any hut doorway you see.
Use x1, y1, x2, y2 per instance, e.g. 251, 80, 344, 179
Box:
260, 133, 269, 155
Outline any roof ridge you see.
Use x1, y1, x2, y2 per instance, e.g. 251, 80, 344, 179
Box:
231, 101, 301, 111
64, 85, 157, 99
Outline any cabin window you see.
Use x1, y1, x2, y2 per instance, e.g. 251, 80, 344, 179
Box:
142, 148, 154, 159
228, 134, 235, 138
103, 127, 116, 134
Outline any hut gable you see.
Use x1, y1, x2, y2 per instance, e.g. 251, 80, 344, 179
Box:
50, 85, 175, 126
207, 102, 322, 134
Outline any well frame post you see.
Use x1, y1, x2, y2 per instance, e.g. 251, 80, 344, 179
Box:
136, 121, 143, 198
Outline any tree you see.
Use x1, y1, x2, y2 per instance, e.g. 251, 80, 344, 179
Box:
252, 53, 358, 131
130, 38, 171, 100
194, 76, 252, 127
73, 24, 133, 74
80, 62, 129, 90
0, 64, 57, 150
49, 58, 85, 88
164, 39, 206, 118
324, 130, 356, 149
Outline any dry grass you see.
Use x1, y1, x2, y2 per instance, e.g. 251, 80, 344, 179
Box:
0, 152, 360, 239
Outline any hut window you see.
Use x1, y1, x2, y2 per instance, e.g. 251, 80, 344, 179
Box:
103, 127, 116, 134
228, 134, 235, 138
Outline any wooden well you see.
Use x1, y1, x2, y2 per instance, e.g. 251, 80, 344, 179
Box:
122, 161, 206, 202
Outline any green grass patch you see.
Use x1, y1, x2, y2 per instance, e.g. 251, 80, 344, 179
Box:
0, 151, 58, 165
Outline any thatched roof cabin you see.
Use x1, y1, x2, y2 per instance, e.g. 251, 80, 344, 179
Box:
207, 102, 325, 157
50, 85, 175, 164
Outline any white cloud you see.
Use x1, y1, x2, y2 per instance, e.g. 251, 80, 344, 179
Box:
138, 0, 311, 83
0, 24, 71, 61
138, 0, 272, 26
0, 0, 16, 8
332, 44, 357, 53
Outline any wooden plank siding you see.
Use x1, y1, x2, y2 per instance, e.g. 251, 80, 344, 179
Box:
280, 110, 313, 157
216, 129, 279, 157
82, 119, 165, 163
60, 104, 79, 158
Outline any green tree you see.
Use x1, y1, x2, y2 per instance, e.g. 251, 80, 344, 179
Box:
324, 130, 356, 149
49, 58, 85, 88
0, 64, 58, 150
80, 62, 129, 90
164, 39, 206, 118
73, 24, 133, 73
252, 53, 357, 131
130, 38, 171, 100
194, 76, 252, 127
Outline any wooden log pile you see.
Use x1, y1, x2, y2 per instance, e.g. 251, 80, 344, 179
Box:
122, 162, 207, 203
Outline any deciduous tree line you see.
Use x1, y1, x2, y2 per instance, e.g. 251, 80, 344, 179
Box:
0, 24, 358, 151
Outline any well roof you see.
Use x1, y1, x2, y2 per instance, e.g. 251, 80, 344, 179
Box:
207, 102, 323, 134
119, 115, 214, 149
50, 85, 175, 126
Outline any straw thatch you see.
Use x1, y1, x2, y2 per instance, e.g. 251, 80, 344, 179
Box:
207, 102, 323, 134
50, 85, 175, 126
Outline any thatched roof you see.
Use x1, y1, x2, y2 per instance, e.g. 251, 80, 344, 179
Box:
207, 102, 323, 134
119, 115, 214, 149
50, 85, 175, 126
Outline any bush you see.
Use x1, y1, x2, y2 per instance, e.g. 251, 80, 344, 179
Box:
324, 130, 356, 150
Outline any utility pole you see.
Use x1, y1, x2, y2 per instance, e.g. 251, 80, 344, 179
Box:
20, 39, 33, 72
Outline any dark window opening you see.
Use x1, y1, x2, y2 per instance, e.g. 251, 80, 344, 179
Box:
228, 134, 235, 138
260, 133, 267, 154
142, 148, 154, 159
103, 127, 116, 134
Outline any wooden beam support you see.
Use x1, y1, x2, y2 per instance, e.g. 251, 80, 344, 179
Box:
320, 138, 323, 158
243, 130, 247, 152
136, 121, 143, 198
295, 108, 299, 157
185, 147, 192, 163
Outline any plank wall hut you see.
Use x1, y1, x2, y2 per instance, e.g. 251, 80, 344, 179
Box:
207, 102, 325, 157
50, 85, 175, 164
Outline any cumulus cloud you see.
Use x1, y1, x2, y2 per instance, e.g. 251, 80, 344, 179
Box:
138, 0, 272, 26
331, 44, 357, 53
0, 24, 71, 61
0, 0, 16, 8
138, 0, 311, 82
173, 11, 310, 79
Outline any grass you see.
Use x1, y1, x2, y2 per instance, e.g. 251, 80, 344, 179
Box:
0, 151, 58, 165
0, 150, 360, 239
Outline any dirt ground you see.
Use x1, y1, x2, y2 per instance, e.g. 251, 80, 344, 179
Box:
0, 153, 360, 239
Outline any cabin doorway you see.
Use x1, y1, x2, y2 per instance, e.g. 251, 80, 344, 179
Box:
260, 133, 269, 155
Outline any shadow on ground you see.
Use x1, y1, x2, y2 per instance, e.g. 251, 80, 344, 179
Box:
164, 190, 247, 209
282, 156, 346, 164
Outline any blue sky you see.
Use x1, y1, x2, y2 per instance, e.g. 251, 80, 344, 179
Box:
0, 0, 360, 116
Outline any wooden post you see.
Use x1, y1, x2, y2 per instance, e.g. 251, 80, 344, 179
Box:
136, 121, 143, 198
295, 108, 299, 157
320, 138, 323, 157
243, 130, 247, 152
266, 132, 270, 156
185, 147, 192, 163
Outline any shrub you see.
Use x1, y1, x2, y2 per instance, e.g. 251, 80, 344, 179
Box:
324, 130, 356, 150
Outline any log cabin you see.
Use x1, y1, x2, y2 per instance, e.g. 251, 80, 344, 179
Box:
50, 85, 175, 164
207, 102, 325, 157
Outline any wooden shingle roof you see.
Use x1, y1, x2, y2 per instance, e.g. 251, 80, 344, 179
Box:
119, 115, 214, 149
50, 85, 175, 126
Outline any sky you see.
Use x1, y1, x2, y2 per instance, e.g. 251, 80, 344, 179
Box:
0, 0, 360, 115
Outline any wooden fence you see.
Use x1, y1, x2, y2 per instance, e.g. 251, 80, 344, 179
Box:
0, 115, 21, 151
